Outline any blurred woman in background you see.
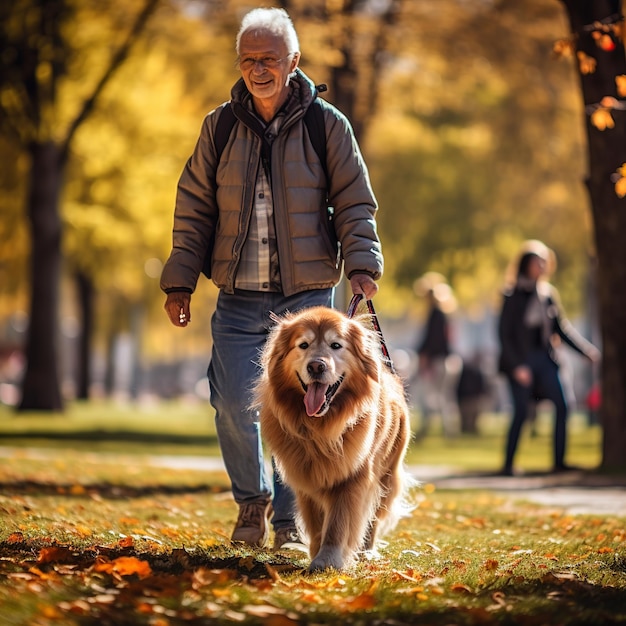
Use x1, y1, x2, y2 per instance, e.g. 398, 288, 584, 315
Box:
413, 272, 461, 439
497, 240, 600, 476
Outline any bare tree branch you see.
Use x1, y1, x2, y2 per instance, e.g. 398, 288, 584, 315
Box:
59, 0, 160, 160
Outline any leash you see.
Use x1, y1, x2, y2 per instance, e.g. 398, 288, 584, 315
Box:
346, 294, 396, 374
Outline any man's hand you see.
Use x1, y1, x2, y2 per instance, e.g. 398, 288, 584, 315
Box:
164, 292, 191, 327
349, 273, 378, 300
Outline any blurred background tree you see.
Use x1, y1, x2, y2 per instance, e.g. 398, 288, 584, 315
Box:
0, 0, 621, 465
0, 0, 161, 409
558, 0, 626, 471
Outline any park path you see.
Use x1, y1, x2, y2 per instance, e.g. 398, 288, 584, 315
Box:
145, 454, 626, 517
414, 465, 626, 516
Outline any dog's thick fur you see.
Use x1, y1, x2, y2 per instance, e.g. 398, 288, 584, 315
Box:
254, 306, 412, 572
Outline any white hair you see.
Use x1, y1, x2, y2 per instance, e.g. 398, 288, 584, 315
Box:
236, 7, 300, 55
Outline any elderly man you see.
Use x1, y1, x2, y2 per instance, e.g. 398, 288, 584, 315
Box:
161, 7, 383, 549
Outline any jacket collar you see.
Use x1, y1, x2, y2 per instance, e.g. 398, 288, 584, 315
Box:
229, 69, 318, 129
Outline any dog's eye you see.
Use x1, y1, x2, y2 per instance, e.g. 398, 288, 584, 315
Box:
298, 342, 309, 350
330, 342, 342, 350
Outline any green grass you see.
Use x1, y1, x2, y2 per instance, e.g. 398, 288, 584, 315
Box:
0, 400, 603, 473
0, 399, 222, 457
0, 401, 621, 624
0, 448, 625, 625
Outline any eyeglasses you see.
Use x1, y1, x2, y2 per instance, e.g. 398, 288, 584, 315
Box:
238, 54, 293, 71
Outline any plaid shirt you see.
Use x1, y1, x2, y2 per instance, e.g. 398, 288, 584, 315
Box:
234, 108, 284, 292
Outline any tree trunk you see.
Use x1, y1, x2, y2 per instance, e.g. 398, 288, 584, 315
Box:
18, 141, 65, 411
104, 327, 116, 398
75, 270, 94, 400
103, 296, 127, 397
561, 0, 626, 471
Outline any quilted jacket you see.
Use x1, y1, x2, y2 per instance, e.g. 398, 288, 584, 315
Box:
160, 69, 383, 296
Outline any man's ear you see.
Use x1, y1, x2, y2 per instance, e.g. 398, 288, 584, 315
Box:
290, 52, 301, 72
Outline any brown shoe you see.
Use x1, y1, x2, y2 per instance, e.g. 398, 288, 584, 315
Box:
273, 526, 307, 552
231, 500, 271, 547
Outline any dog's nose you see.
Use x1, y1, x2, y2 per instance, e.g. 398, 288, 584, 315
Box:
307, 359, 326, 376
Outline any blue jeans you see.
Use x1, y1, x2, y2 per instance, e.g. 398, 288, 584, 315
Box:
504, 349, 568, 470
208, 288, 334, 529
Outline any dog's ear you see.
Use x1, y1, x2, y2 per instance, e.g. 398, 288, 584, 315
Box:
348, 320, 380, 383
264, 315, 294, 365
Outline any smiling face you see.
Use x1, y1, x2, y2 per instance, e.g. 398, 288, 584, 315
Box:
260, 307, 382, 421
238, 29, 300, 121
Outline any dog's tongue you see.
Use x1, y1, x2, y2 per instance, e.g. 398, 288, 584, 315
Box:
304, 382, 329, 417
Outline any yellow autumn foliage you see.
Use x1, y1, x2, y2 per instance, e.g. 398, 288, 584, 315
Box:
590, 108, 615, 130
577, 51, 597, 75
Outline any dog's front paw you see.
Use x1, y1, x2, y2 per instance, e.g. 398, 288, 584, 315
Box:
307, 545, 345, 573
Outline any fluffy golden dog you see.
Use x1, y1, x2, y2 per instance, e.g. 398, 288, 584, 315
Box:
254, 305, 412, 572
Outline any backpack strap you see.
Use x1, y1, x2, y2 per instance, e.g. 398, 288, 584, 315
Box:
202, 105, 236, 279
213, 88, 329, 184
213, 103, 237, 161
303, 85, 329, 188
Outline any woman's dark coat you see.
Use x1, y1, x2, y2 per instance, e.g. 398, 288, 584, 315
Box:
498, 282, 596, 376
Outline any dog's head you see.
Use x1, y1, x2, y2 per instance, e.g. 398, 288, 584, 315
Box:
259, 306, 381, 418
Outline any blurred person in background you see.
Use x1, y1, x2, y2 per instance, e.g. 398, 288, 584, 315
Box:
160, 8, 382, 550
497, 240, 601, 476
413, 273, 461, 439
456, 353, 490, 435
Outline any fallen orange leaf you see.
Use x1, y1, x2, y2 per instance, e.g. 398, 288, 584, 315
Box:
117, 536, 135, 548
94, 556, 152, 578
37, 547, 74, 564
392, 568, 423, 582
338, 592, 377, 611
192, 568, 234, 589
39, 604, 63, 619
28, 566, 56, 581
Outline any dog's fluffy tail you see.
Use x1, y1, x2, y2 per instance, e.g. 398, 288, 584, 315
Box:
377, 469, 419, 539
